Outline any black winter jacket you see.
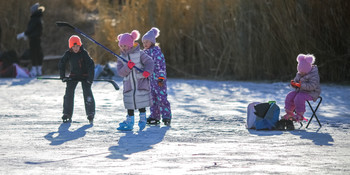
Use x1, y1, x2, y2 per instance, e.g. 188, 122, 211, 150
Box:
25, 10, 43, 39
59, 46, 95, 82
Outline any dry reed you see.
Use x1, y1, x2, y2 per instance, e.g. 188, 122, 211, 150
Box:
1, 0, 349, 82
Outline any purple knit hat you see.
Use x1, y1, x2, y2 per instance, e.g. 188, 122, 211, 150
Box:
117, 30, 140, 47
142, 27, 160, 44
297, 54, 315, 74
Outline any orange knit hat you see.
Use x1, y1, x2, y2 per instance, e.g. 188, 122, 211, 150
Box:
68, 35, 82, 48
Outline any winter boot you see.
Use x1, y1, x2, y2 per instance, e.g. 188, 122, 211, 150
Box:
30, 66, 37, 77
117, 115, 134, 131
87, 115, 94, 124
62, 114, 72, 123
285, 120, 295, 130
138, 113, 147, 131
147, 117, 160, 125
293, 112, 306, 122
37, 66, 42, 76
162, 118, 171, 126
283, 110, 294, 120
276, 119, 286, 130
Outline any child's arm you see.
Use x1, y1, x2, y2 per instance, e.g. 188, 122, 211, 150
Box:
116, 59, 132, 77
58, 52, 69, 79
140, 51, 154, 75
83, 51, 95, 83
156, 51, 167, 80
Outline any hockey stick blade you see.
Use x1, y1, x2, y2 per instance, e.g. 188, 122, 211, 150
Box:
93, 79, 120, 90
56, 21, 75, 29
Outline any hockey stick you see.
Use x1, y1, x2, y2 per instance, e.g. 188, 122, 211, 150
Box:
37, 77, 120, 90
56, 21, 144, 73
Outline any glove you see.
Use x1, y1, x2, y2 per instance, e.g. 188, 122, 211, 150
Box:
158, 77, 165, 87
142, 71, 150, 78
16, 32, 27, 40
61, 77, 69, 82
127, 60, 135, 69
290, 80, 301, 88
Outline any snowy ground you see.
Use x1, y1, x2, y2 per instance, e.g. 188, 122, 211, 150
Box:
0, 76, 350, 175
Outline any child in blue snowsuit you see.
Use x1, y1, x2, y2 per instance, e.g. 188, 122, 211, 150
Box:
142, 27, 172, 126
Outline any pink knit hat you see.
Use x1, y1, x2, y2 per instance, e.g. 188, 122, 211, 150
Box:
297, 54, 315, 74
117, 30, 140, 48
142, 27, 160, 44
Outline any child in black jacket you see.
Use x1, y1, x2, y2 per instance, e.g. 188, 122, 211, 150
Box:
58, 35, 95, 123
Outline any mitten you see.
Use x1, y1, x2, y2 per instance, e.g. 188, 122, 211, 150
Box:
16, 32, 27, 40
127, 60, 135, 69
291, 80, 301, 88
158, 77, 165, 87
142, 71, 150, 78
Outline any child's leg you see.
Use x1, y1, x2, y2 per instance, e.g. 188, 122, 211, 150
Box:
138, 108, 147, 130
139, 108, 146, 113
82, 81, 95, 117
293, 92, 313, 121
150, 89, 161, 120
283, 91, 297, 119
128, 109, 134, 116
285, 91, 297, 111
159, 90, 172, 120
63, 81, 78, 116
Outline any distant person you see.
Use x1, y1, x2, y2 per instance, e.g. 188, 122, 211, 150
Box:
277, 54, 321, 130
116, 30, 154, 131
58, 35, 95, 123
17, 2, 44, 77
142, 27, 172, 126
0, 50, 30, 78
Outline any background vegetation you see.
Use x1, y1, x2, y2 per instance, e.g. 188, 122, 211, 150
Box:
1, 0, 349, 82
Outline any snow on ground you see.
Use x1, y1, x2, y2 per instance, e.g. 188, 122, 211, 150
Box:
0, 77, 350, 175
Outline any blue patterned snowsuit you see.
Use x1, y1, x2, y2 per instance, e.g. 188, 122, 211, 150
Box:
144, 46, 172, 120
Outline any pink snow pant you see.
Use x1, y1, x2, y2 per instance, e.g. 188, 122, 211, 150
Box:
284, 91, 313, 114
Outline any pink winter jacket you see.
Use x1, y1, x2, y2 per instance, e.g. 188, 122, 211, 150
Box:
293, 65, 321, 101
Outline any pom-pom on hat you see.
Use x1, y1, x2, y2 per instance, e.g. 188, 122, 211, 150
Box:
297, 54, 315, 74
30, 2, 45, 14
117, 30, 140, 48
142, 27, 160, 44
68, 35, 82, 48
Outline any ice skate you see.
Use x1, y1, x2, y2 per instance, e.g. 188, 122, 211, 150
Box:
117, 115, 134, 131
147, 117, 160, 125
138, 113, 147, 131
162, 118, 171, 126
87, 115, 94, 124
62, 114, 72, 123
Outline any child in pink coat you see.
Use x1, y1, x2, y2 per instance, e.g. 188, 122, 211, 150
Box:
280, 54, 321, 130
116, 30, 154, 131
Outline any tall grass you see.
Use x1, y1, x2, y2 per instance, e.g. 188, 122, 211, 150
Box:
92, 0, 350, 82
1, 0, 349, 82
